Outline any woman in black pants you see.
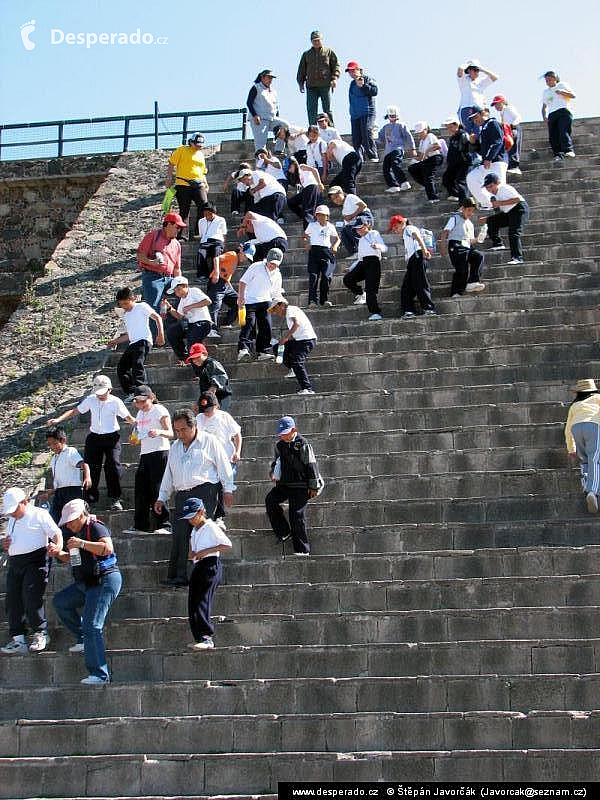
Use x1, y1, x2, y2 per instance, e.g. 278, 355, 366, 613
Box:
408, 122, 443, 202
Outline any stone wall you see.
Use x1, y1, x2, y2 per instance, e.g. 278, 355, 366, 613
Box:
0, 154, 120, 327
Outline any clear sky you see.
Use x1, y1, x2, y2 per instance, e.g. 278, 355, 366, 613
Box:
1, 0, 599, 139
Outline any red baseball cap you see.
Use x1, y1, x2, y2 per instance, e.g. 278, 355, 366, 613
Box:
491, 95, 507, 105
163, 212, 186, 227
185, 343, 208, 362
345, 61, 361, 72
387, 214, 407, 232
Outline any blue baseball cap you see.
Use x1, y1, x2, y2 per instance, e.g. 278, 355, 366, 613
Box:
242, 242, 256, 257
180, 498, 206, 519
277, 416, 295, 435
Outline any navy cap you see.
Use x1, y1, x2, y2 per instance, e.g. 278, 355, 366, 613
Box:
482, 173, 501, 187
468, 105, 485, 118
277, 416, 295, 435
180, 498, 206, 519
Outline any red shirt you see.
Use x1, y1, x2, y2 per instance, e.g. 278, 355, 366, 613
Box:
137, 229, 181, 276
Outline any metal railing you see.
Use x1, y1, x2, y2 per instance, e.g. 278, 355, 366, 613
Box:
0, 103, 248, 161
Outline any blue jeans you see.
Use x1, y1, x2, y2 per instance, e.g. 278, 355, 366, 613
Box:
53, 571, 122, 682
141, 270, 171, 339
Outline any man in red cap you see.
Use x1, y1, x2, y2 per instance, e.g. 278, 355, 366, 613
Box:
185, 343, 232, 411
137, 212, 184, 340
346, 61, 378, 161
491, 95, 523, 175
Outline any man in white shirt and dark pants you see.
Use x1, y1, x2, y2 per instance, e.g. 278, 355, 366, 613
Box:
1, 488, 62, 654
542, 70, 576, 162
155, 409, 234, 587
269, 297, 318, 395
481, 173, 529, 265
196, 202, 227, 286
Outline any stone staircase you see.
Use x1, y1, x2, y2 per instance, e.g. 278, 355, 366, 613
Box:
1, 118, 600, 796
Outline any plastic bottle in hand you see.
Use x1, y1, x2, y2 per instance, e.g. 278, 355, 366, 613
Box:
477, 223, 488, 244
238, 306, 246, 327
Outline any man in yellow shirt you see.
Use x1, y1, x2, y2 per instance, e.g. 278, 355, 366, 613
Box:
166, 133, 209, 239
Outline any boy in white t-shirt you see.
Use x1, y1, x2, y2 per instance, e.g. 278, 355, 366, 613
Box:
41, 426, 91, 524
182, 497, 232, 650
162, 276, 212, 364
268, 297, 317, 395
109, 287, 164, 402
303, 205, 340, 307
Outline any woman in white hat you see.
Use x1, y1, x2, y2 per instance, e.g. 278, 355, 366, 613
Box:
407, 122, 443, 203
50, 498, 122, 685
564, 379, 600, 513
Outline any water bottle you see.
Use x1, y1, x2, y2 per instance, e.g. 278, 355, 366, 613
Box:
477, 223, 488, 244
154, 252, 165, 265
238, 306, 246, 327
69, 547, 82, 567
275, 345, 284, 365
160, 299, 169, 320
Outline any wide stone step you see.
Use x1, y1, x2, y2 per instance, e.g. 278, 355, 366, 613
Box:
4, 709, 600, 757
2, 606, 599, 653
2, 747, 599, 797
40, 573, 600, 621
3, 672, 599, 721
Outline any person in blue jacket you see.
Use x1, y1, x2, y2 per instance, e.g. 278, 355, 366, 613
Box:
466, 106, 507, 208
346, 61, 378, 161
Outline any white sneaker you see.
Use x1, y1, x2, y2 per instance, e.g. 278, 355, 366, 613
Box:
451, 294, 462, 299
277, 217, 285, 224
399, 182, 411, 191
447, 195, 459, 201
297, 389, 316, 395
465, 282, 486, 293
368, 157, 379, 162
110, 500, 124, 512
189, 637, 214, 650
237, 349, 251, 362
506, 258, 523, 265
507, 167, 522, 175
401, 312, 416, 319
353, 293, 367, 305
69, 642, 85, 653
1, 635, 28, 654
81, 675, 109, 685
553, 155, 564, 164
424, 309, 437, 316
385, 186, 401, 193
152, 527, 172, 535
368, 313, 383, 321
206, 330, 221, 339
586, 492, 598, 513
322, 300, 333, 307
257, 352, 275, 361
564, 151, 576, 158
428, 199, 440, 204
29, 632, 50, 653
285, 370, 296, 378
488, 244, 506, 251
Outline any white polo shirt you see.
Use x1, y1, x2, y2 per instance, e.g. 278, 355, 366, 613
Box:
542, 82, 574, 114
190, 518, 232, 562
250, 214, 287, 244
251, 170, 286, 201
285, 305, 317, 341
123, 302, 154, 345
298, 165, 318, 188
305, 221, 338, 247
50, 445, 84, 488
198, 215, 227, 243
306, 138, 327, 168
357, 230, 387, 260
493, 184, 525, 213
403, 225, 424, 261
158, 432, 235, 500
457, 73, 494, 109
341, 194, 366, 219
240, 261, 283, 304
179, 287, 212, 324
77, 394, 130, 434
7, 504, 61, 556
195, 409, 241, 460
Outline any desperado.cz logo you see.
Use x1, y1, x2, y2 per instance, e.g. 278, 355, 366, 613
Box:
20, 20, 167, 50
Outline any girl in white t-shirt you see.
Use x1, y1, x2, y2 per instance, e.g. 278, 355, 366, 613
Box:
303, 205, 340, 307
125, 385, 173, 534
388, 215, 436, 318
407, 122, 443, 202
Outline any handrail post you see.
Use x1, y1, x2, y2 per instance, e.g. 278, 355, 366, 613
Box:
182, 114, 189, 145
123, 118, 130, 152
241, 109, 247, 140
57, 123, 64, 157
154, 101, 159, 150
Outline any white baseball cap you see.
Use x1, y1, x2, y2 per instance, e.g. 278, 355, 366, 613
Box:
314, 205, 330, 216
2, 487, 26, 515
93, 375, 112, 396
58, 498, 88, 527
167, 276, 189, 293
